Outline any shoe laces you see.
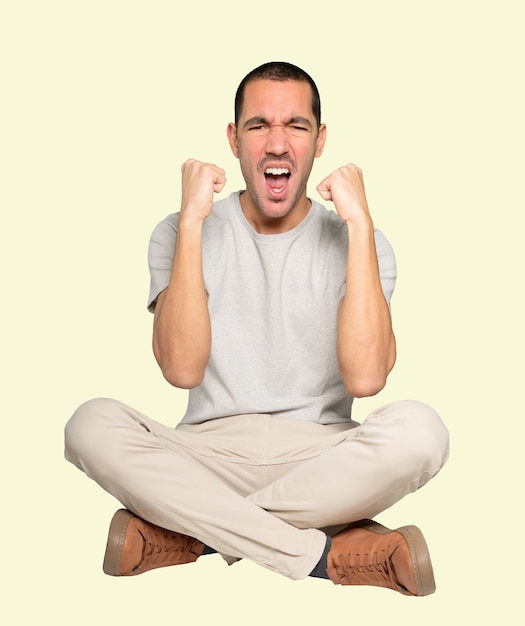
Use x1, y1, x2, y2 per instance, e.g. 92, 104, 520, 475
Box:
138, 524, 197, 567
334, 547, 403, 591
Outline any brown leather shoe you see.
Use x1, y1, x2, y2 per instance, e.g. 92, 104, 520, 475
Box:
326, 520, 436, 596
102, 509, 205, 576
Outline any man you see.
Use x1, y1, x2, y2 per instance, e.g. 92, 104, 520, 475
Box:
65, 62, 449, 596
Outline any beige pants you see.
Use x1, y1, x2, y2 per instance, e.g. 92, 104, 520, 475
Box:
64, 398, 449, 580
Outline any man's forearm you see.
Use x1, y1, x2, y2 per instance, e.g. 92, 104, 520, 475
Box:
152, 159, 226, 388
337, 221, 396, 397
152, 217, 211, 388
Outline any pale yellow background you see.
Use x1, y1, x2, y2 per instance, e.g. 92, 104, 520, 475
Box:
2, 1, 523, 623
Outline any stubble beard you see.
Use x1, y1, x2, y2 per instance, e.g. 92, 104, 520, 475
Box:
240, 157, 313, 221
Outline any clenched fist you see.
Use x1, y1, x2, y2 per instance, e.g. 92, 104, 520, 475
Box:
317, 164, 372, 226
180, 159, 227, 223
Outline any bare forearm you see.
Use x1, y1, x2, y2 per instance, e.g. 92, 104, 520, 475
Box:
336, 221, 396, 398
153, 218, 211, 388
317, 164, 396, 397
152, 159, 226, 388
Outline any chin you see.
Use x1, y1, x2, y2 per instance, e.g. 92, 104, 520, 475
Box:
257, 193, 297, 217
261, 205, 293, 220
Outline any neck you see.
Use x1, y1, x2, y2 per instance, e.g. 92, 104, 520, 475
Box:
239, 192, 311, 235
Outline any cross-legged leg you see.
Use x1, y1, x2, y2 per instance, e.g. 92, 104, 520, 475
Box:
64, 398, 326, 580
240, 399, 449, 596
248, 400, 449, 529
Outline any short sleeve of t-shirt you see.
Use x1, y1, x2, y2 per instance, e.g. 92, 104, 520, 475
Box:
147, 214, 179, 313
373, 229, 397, 308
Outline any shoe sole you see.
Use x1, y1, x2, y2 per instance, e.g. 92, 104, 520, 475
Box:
357, 520, 436, 596
102, 509, 134, 576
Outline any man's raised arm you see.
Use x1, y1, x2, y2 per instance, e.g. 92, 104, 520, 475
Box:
317, 164, 396, 398
152, 159, 226, 389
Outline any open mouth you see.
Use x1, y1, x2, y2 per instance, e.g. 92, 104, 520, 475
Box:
264, 167, 291, 197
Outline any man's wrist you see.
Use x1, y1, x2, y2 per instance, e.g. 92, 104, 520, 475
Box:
178, 211, 207, 232
345, 214, 374, 237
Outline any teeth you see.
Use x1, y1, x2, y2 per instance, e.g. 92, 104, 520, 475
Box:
265, 167, 290, 176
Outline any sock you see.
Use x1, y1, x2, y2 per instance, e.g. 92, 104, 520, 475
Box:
202, 545, 217, 555
308, 536, 331, 579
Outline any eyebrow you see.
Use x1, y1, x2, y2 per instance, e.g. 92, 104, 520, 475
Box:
242, 116, 313, 130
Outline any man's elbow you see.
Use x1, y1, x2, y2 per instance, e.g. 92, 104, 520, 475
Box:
339, 340, 396, 398
161, 365, 205, 389
153, 339, 208, 389
155, 349, 207, 389
343, 375, 387, 398
340, 359, 393, 397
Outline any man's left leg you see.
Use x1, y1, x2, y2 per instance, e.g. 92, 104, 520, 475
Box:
247, 400, 449, 595
249, 400, 449, 529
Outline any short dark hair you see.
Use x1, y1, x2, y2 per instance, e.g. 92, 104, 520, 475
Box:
234, 61, 321, 127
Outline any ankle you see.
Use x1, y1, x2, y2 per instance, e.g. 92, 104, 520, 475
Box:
308, 536, 331, 579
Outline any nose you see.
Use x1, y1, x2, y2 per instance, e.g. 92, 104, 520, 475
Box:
265, 125, 289, 155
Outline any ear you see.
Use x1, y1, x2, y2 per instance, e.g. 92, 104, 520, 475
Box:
315, 124, 327, 158
227, 123, 239, 158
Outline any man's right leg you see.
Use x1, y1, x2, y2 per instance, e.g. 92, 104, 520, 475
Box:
64, 398, 326, 581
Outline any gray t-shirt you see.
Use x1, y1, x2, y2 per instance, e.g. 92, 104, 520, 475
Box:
148, 191, 396, 425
